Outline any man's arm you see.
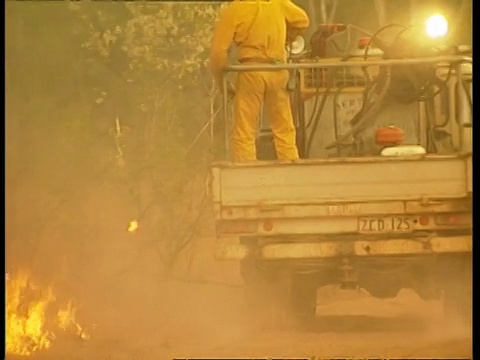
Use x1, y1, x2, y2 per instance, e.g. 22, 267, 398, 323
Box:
282, 0, 310, 30
209, 6, 236, 90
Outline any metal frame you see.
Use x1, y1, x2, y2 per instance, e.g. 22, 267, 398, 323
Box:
221, 55, 472, 159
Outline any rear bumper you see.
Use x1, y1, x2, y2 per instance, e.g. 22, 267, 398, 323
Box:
214, 235, 472, 260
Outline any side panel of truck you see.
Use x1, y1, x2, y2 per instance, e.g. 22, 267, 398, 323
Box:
212, 156, 470, 207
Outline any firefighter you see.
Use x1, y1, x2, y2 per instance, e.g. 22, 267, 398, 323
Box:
210, 0, 310, 162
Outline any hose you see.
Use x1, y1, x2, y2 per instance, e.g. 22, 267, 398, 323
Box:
305, 85, 332, 157
364, 23, 409, 60
422, 64, 453, 103
325, 66, 392, 150
321, 23, 402, 150
312, 22, 468, 153
349, 76, 381, 126
305, 79, 330, 129
305, 63, 343, 128
424, 97, 438, 153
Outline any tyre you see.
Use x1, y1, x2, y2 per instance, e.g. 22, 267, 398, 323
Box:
440, 254, 472, 330
240, 259, 317, 329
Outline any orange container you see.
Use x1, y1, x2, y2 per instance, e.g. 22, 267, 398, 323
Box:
375, 126, 405, 146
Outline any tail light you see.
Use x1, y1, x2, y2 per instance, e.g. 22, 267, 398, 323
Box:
418, 214, 430, 226
434, 213, 472, 226
262, 220, 274, 232
216, 220, 258, 235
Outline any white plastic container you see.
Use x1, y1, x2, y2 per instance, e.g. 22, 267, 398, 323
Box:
381, 145, 427, 156
348, 38, 384, 78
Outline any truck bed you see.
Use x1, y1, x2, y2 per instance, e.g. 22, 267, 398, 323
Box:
211, 155, 471, 207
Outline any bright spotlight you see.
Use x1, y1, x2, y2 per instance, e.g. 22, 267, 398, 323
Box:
425, 14, 448, 39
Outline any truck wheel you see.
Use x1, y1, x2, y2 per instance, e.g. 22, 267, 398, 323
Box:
440, 255, 472, 330
240, 259, 273, 320
288, 275, 317, 328
241, 260, 317, 329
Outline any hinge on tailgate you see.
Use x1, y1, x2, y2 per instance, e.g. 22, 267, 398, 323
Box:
419, 197, 444, 207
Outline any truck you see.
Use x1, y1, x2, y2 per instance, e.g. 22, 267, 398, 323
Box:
209, 14, 472, 328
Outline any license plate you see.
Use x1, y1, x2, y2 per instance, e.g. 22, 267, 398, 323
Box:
358, 216, 416, 233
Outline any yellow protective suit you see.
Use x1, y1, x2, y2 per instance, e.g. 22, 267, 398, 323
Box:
210, 0, 310, 162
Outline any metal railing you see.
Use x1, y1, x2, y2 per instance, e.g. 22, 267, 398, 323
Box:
220, 55, 472, 159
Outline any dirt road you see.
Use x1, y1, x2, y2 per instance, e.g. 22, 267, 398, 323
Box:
25, 276, 471, 360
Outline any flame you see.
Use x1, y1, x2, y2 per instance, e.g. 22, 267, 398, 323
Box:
6, 270, 90, 356
128, 219, 139, 232
57, 301, 90, 340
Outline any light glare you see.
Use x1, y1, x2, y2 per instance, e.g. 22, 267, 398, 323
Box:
425, 14, 448, 39
289, 35, 305, 55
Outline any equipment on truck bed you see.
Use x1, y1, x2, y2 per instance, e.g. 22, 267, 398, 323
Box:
236, 13, 472, 160
212, 8, 472, 329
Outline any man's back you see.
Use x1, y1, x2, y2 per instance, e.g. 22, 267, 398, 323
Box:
209, 0, 309, 162
229, 0, 287, 62
210, 0, 309, 78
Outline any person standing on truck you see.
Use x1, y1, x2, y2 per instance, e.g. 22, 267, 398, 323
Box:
209, 0, 310, 162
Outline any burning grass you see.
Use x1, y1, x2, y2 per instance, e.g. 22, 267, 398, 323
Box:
6, 269, 90, 356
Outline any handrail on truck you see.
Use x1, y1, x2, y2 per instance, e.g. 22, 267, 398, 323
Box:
220, 55, 472, 160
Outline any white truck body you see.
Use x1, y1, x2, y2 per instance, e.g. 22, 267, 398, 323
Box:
212, 56, 472, 264
212, 154, 472, 260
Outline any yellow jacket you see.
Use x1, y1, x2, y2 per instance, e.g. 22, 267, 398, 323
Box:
210, 0, 310, 87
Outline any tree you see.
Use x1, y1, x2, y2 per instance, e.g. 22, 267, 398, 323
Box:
73, 1, 225, 276
6, 1, 224, 284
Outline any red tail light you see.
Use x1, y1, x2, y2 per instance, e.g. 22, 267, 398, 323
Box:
262, 220, 274, 232
418, 215, 430, 226
434, 213, 471, 226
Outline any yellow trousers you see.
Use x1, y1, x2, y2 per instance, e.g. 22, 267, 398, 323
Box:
232, 70, 299, 162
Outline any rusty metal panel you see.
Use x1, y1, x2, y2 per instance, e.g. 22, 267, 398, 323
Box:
214, 243, 251, 260
262, 217, 359, 234
248, 235, 473, 260
220, 201, 405, 220
222, 199, 473, 220
261, 242, 343, 259
430, 236, 472, 253
217, 157, 468, 206
221, 215, 469, 237
405, 198, 471, 213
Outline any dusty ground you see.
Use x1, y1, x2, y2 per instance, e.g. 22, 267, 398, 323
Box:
18, 271, 471, 360
6, 116, 472, 360
6, 237, 472, 360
